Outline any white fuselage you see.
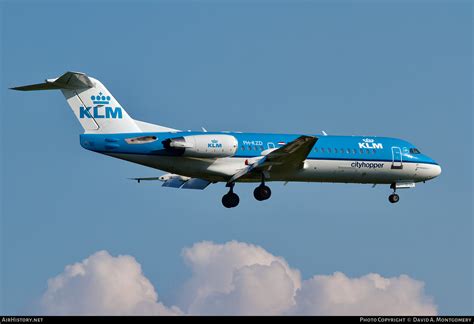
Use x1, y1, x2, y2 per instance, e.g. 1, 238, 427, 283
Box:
107, 153, 441, 184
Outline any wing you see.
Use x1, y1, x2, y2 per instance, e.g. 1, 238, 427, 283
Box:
131, 174, 211, 190
228, 135, 317, 183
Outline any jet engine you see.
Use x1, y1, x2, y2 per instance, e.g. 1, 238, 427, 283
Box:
163, 134, 238, 158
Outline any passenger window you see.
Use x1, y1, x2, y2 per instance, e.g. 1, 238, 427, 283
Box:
333, 148, 338, 153
241, 146, 245, 151
247, 146, 252, 151
366, 149, 370, 154
314, 148, 318, 152
372, 149, 376, 154
352, 149, 357, 154
328, 148, 332, 153
321, 148, 325, 153
360, 149, 364, 154
346, 149, 350, 154
340, 148, 344, 154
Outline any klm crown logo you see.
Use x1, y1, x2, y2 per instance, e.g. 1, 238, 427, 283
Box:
208, 139, 222, 148
359, 137, 383, 149
91, 92, 111, 105
79, 92, 123, 119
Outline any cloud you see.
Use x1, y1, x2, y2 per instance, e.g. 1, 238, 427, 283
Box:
292, 272, 437, 315
180, 241, 300, 315
38, 242, 437, 316
39, 251, 181, 315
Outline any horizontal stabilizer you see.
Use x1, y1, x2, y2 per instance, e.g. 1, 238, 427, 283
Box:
11, 72, 94, 91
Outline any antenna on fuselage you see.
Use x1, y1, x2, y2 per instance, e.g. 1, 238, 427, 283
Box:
201, 127, 208, 132
321, 131, 328, 136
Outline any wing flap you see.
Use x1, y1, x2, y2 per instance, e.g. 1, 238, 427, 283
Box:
181, 178, 211, 190
162, 178, 187, 188
228, 156, 267, 183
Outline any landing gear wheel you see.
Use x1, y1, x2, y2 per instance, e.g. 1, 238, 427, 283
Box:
388, 193, 400, 204
253, 185, 272, 201
222, 192, 240, 208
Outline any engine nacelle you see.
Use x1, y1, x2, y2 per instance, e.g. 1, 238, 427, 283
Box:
164, 134, 238, 158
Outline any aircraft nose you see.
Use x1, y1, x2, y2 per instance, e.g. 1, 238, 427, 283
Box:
430, 164, 442, 179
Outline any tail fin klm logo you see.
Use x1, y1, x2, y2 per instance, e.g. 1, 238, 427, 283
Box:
79, 92, 123, 119
92, 93, 111, 105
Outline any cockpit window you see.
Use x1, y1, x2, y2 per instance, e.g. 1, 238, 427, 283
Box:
409, 148, 421, 154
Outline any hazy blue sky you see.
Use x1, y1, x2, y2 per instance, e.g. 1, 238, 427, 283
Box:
1, 0, 472, 315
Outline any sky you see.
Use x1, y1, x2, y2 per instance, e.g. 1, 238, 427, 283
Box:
1, 0, 472, 315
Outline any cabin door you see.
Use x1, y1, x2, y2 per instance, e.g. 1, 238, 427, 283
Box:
391, 146, 403, 169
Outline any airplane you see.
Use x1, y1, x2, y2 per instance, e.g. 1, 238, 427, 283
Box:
11, 72, 442, 208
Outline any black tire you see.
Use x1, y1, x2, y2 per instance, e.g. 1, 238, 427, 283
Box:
254, 185, 272, 201
222, 192, 240, 208
388, 193, 400, 204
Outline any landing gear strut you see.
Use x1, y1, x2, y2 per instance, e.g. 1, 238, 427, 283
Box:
222, 183, 240, 208
388, 183, 400, 204
253, 174, 271, 201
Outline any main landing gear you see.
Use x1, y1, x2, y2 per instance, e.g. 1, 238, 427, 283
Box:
254, 174, 271, 201
222, 183, 240, 208
221, 175, 272, 208
388, 183, 400, 204
254, 185, 271, 201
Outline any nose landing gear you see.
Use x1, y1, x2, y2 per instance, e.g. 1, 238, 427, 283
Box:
388, 193, 400, 203
222, 183, 240, 208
